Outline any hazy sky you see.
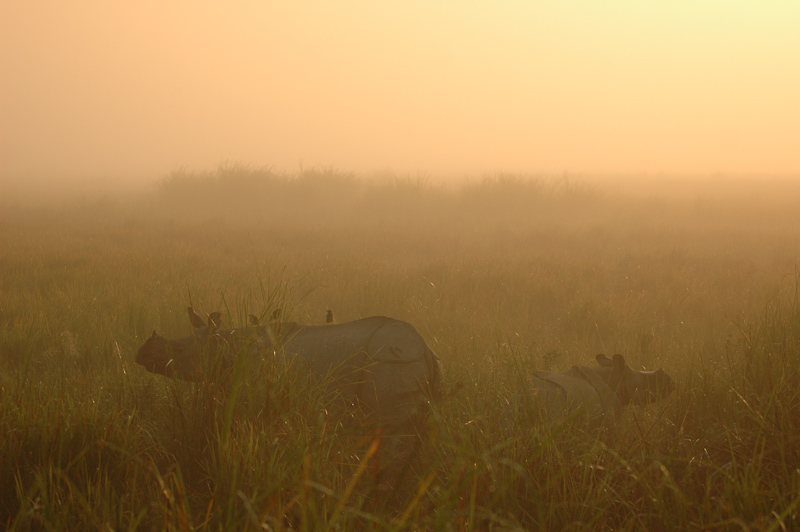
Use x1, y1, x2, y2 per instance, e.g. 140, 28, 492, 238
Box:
2, 1, 799, 183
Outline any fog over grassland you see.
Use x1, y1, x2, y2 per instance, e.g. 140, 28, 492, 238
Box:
2, 166, 800, 529
3, 0, 800, 526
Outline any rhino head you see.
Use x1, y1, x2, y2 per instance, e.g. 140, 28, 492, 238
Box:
594, 353, 674, 406
135, 308, 237, 381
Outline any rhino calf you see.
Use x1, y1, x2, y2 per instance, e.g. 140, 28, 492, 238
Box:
511, 354, 674, 429
136, 308, 442, 427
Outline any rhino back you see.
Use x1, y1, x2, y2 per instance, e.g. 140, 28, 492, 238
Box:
282, 317, 429, 362
533, 370, 605, 421
281, 317, 391, 374
280, 316, 438, 422
509, 369, 615, 428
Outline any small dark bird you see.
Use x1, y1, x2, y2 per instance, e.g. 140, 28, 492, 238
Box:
208, 312, 222, 331
326, 309, 334, 324
248, 314, 260, 326
187, 306, 207, 329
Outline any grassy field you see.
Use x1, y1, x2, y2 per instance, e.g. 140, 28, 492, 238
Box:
2, 166, 800, 530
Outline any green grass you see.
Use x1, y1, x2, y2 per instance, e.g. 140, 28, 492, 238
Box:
2, 167, 800, 530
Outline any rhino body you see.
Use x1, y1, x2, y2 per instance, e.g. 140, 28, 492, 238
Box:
136, 312, 442, 426
512, 354, 673, 429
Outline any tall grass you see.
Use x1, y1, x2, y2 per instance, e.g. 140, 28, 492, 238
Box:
2, 168, 800, 529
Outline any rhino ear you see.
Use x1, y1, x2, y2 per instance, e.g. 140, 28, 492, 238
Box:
596, 353, 614, 367
248, 314, 259, 326
151, 330, 158, 339
187, 307, 207, 329
612, 354, 627, 370
208, 312, 222, 331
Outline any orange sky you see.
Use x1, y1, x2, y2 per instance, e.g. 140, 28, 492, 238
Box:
1, 1, 799, 183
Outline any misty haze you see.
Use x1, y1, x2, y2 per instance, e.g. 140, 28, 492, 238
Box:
2, 2, 800, 530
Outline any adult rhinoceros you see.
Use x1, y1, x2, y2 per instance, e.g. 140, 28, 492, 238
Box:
511, 354, 673, 429
136, 308, 443, 426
